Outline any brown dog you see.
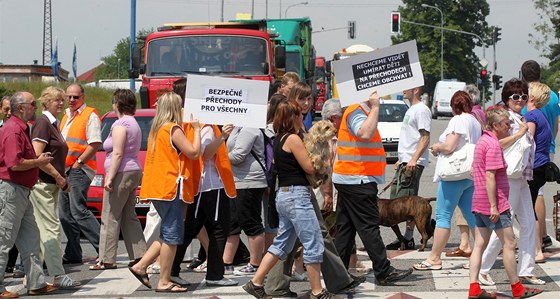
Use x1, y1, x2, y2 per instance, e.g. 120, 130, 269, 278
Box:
377, 196, 436, 251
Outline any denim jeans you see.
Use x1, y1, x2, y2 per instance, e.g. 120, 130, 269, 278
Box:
268, 186, 323, 265
58, 168, 100, 261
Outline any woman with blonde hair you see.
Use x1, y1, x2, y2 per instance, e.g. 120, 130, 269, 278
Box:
29, 86, 81, 288
129, 92, 200, 293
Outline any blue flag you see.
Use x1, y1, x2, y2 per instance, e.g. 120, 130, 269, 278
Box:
51, 40, 59, 80
72, 42, 77, 79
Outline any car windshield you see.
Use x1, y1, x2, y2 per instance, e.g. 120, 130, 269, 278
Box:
99, 116, 153, 151
379, 103, 408, 122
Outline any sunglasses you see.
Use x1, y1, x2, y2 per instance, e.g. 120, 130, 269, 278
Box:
21, 101, 37, 107
509, 94, 528, 102
67, 95, 81, 100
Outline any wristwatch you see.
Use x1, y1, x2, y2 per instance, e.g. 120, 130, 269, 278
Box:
77, 158, 85, 165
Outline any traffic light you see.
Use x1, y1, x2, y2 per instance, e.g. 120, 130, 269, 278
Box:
492, 74, 503, 90
348, 21, 356, 39
391, 12, 400, 33
493, 27, 502, 44
480, 68, 488, 80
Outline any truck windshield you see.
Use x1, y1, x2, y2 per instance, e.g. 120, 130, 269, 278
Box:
285, 52, 301, 73
146, 36, 269, 76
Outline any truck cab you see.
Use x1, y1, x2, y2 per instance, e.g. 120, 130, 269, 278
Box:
136, 22, 284, 108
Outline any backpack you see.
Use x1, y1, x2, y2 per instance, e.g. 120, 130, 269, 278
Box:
250, 128, 275, 188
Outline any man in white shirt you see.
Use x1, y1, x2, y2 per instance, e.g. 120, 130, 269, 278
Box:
386, 86, 431, 250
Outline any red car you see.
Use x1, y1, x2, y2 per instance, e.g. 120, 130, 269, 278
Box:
86, 109, 155, 226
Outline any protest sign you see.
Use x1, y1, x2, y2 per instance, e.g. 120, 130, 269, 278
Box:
184, 74, 269, 128
333, 40, 424, 107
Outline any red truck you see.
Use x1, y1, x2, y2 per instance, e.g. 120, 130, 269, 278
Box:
134, 21, 286, 108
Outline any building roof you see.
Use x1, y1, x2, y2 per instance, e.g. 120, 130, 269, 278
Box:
77, 63, 103, 82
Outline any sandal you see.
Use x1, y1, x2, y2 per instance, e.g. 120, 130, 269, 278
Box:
520, 276, 546, 285
468, 289, 497, 299
0, 291, 19, 299
155, 282, 187, 293
129, 267, 151, 289
413, 260, 442, 271
514, 287, 543, 299
89, 262, 117, 270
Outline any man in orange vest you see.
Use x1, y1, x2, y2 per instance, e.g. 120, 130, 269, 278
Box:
58, 84, 102, 264
332, 90, 413, 285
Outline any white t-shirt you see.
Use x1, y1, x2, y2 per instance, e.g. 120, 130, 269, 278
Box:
433, 112, 482, 182
398, 102, 432, 166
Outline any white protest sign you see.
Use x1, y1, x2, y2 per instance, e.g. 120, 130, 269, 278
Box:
184, 75, 269, 128
333, 40, 424, 107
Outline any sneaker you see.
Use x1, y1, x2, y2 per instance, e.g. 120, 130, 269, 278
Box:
243, 280, 272, 298
377, 267, 413, 285
224, 265, 234, 275
234, 264, 258, 275
146, 263, 160, 274
12, 269, 24, 278
542, 235, 553, 248
53, 275, 81, 288
291, 271, 308, 281
204, 277, 238, 286
170, 275, 191, 286
310, 288, 343, 299
188, 257, 204, 269
385, 238, 415, 250
194, 261, 207, 273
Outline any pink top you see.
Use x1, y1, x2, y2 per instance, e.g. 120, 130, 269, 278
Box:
103, 115, 142, 173
472, 131, 510, 215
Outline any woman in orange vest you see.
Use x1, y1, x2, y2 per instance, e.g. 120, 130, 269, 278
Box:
129, 92, 200, 293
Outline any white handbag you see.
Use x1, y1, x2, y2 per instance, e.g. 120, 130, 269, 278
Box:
503, 117, 532, 178
439, 143, 476, 181
438, 117, 475, 181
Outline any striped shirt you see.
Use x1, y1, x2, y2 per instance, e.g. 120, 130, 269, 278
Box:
472, 131, 510, 215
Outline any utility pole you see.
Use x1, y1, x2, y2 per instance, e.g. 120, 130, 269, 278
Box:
129, 0, 136, 90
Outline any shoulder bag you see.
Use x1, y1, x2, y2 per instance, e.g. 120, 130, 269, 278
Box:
438, 117, 476, 181
503, 116, 532, 178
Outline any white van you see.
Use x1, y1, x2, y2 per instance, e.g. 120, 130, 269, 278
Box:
432, 80, 466, 119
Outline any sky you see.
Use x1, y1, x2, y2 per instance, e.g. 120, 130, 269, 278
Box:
0, 0, 549, 93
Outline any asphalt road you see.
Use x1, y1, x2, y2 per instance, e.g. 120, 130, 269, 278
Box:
4, 117, 560, 298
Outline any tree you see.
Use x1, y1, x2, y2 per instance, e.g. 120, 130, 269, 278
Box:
530, 0, 560, 88
95, 28, 153, 80
391, 0, 491, 100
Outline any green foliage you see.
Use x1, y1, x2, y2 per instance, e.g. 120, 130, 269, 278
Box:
0, 81, 117, 116
531, 0, 560, 88
95, 28, 153, 81
391, 0, 491, 98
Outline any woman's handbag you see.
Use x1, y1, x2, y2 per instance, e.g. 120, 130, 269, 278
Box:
503, 116, 532, 178
438, 143, 476, 181
438, 117, 476, 181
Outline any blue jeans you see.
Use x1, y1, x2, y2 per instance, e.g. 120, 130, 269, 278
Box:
435, 179, 476, 229
58, 168, 100, 261
268, 186, 323, 265
152, 193, 186, 245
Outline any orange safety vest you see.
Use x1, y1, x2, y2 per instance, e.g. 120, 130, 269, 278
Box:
190, 125, 237, 198
140, 123, 193, 203
333, 103, 386, 176
60, 106, 99, 170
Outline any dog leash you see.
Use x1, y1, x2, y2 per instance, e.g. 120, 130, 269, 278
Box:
378, 175, 396, 196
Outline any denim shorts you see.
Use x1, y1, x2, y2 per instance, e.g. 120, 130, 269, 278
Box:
268, 186, 324, 265
152, 193, 186, 245
474, 211, 513, 230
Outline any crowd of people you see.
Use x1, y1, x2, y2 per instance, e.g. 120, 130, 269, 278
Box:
0, 57, 557, 299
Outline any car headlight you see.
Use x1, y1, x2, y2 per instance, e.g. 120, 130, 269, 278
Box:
90, 175, 104, 187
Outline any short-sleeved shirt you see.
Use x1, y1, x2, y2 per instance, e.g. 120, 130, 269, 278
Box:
522, 90, 560, 153
332, 105, 385, 185
0, 116, 39, 188
472, 131, 510, 215
31, 112, 68, 184
433, 113, 482, 182
398, 102, 431, 166
525, 108, 551, 168
103, 115, 142, 173
61, 103, 102, 179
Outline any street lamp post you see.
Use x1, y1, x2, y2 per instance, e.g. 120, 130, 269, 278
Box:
421, 3, 444, 81
285, 1, 308, 19
117, 58, 121, 78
